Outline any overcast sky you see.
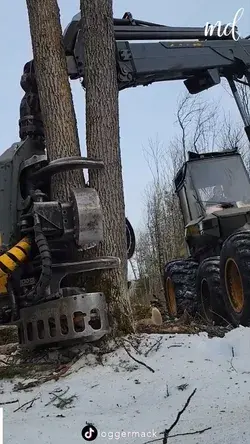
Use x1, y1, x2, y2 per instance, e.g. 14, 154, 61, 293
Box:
1, 0, 250, 231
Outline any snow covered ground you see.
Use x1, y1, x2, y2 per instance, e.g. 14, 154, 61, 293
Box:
2, 327, 250, 444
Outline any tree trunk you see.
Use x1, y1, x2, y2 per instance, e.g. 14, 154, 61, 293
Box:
26, 0, 85, 201
80, 0, 134, 335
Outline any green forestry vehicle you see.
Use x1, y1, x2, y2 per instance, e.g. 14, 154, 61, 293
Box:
164, 149, 250, 327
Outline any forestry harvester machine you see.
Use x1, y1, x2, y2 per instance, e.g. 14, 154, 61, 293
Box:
1, 13, 250, 349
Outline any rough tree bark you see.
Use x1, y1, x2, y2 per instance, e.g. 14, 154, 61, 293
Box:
26, 0, 85, 201
80, 0, 134, 334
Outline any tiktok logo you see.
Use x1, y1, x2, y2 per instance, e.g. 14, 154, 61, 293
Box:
81, 424, 98, 441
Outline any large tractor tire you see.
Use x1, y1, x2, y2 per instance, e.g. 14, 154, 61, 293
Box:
196, 257, 229, 326
220, 230, 250, 327
164, 259, 199, 317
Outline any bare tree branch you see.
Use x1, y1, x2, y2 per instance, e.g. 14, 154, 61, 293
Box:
143, 389, 211, 444
121, 341, 155, 373
162, 388, 197, 442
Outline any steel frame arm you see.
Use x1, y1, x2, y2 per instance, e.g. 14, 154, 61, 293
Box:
21, 12, 250, 143
63, 12, 250, 142
64, 12, 250, 90
69, 35, 250, 91
63, 11, 235, 55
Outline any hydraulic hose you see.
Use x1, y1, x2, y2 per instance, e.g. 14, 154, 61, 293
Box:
26, 214, 52, 303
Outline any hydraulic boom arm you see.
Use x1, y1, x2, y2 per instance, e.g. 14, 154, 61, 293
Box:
64, 13, 250, 87
71, 36, 250, 90
63, 12, 250, 140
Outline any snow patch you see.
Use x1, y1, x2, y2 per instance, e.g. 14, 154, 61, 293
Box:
2, 327, 250, 444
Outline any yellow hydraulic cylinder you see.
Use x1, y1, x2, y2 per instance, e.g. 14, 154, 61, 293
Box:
0, 238, 31, 295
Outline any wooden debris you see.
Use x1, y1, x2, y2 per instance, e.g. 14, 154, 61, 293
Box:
0, 326, 18, 345
0, 343, 18, 355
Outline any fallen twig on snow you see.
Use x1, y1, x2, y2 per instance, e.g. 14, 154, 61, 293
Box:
177, 383, 189, 391
166, 427, 212, 438
54, 393, 77, 409
45, 387, 70, 406
13, 364, 74, 392
229, 346, 237, 372
144, 426, 211, 443
0, 400, 19, 406
45, 386, 77, 409
162, 389, 197, 443
143, 388, 211, 443
122, 343, 155, 373
123, 338, 141, 354
13, 396, 40, 412
164, 384, 170, 398
144, 337, 163, 357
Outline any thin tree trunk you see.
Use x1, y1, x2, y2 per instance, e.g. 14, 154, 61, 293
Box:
26, 0, 85, 201
80, 0, 134, 334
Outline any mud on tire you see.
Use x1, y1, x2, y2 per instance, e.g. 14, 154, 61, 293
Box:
220, 230, 250, 327
196, 257, 229, 326
164, 259, 199, 317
